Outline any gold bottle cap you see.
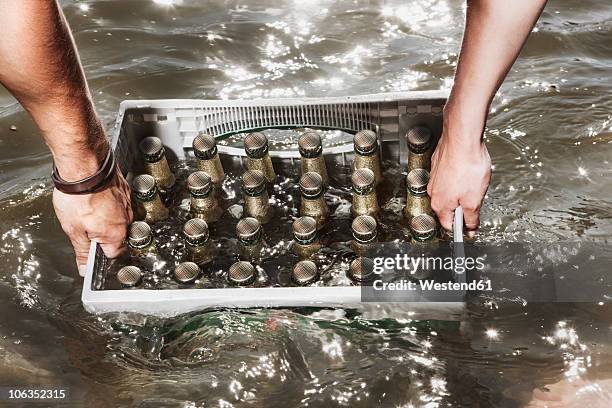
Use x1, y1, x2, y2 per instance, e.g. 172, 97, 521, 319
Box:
351, 215, 378, 243
242, 170, 267, 195
407, 168, 429, 194
299, 172, 323, 198
406, 126, 432, 153
354, 130, 378, 155
349, 257, 375, 283
192, 133, 218, 160
228, 261, 256, 286
410, 214, 437, 241
236, 217, 262, 243
132, 174, 158, 200
117, 265, 143, 287
298, 132, 323, 158
174, 261, 200, 284
292, 260, 319, 285
351, 168, 376, 194
128, 221, 152, 247
183, 218, 209, 243
292, 216, 318, 243
187, 171, 213, 196
139, 136, 165, 162
244, 132, 269, 158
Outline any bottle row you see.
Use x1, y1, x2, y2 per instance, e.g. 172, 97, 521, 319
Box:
117, 255, 377, 288
132, 126, 437, 232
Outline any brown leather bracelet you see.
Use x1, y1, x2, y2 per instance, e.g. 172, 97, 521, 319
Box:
51, 146, 117, 194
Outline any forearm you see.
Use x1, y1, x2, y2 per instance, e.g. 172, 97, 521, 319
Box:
0, 0, 106, 181
447, 0, 547, 144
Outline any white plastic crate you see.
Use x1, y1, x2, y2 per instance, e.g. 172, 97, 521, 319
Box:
83, 91, 465, 316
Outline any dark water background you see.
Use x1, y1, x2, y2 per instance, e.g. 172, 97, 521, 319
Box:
0, 0, 611, 406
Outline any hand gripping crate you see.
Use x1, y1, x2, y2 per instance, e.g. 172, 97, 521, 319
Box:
83, 91, 466, 317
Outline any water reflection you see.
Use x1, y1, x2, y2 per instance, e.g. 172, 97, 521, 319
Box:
0, 0, 611, 406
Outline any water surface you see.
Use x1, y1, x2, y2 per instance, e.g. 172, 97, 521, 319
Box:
1, 1, 611, 406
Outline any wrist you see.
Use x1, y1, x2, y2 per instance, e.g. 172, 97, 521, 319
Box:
52, 133, 110, 182
442, 99, 488, 150
46, 110, 110, 181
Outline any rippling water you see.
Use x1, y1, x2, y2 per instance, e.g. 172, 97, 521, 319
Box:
1, 1, 611, 406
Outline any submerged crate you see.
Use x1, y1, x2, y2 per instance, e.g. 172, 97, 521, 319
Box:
83, 91, 465, 316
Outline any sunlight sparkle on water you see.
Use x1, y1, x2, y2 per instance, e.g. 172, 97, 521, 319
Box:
152, 0, 182, 6
485, 328, 500, 340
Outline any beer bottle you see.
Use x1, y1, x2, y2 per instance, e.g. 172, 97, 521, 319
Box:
236, 217, 264, 261
187, 171, 223, 223
244, 132, 276, 183
183, 218, 214, 266
299, 131, 328, 186
292, 260, 319, 285
410, 214, 438, 244
228, 261, 257, 286
117, 265, 143, 287
406, 126, 433, 171
403, 168, 434, 223
132, 174, 169, 224
292, 216, 321, 259
351, 215, 378, 256
299, 172, 329, 229
193, 133, 225, 185
354, 129, 383, 185
174, 261, 201, 284
348, 257, 375, 284
139, 136, 175, 191
127, 221, 157, 257
242, 170, 272, 224
351, 168, 379, 218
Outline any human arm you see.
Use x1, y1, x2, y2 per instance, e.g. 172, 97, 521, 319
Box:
0, 0, 132, 275
428, 0, 547, 236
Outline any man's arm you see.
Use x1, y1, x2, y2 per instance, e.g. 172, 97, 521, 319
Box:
0, 0, 132, 275
428, 0, 547, 236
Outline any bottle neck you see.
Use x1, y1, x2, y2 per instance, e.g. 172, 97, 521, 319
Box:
135, 188, 160, 202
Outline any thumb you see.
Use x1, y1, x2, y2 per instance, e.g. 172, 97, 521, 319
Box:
69, 229, 91, 277
97, 223, 128, 260
462, 206, 481, 238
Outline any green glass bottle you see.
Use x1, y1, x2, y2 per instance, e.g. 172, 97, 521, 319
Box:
193, 133, 225, 185
299, 172, 329, 230
188, 171, 223, 223
236, 217, 264, 261
348, 257, 375, 284
354, 129, 383, 185
242, 170, 272, 224
299, 131, 329, 186
139, 136, 175, 192
406, 126, 433, 171
351, 215, 378, 256
174, 262, 201, 284
117, 265, 143, 288
292, 216, 321, 259
292, 260, 319, 286
132, 174, 169, 224
228, 261, 257, 286
403, 168, 434, 224
244, 132, 276, 183
127, 221, 157, 257
183, 218, 214, 267
410, 214, 438, 244
351, 168, 379, 218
